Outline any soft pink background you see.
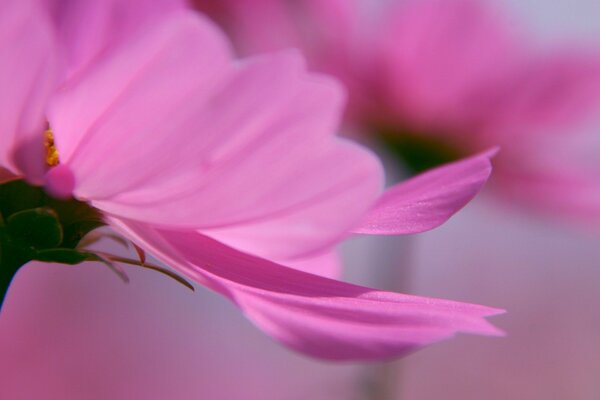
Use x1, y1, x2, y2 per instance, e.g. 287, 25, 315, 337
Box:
395, 194, 600, 399
395, 2, 600, 398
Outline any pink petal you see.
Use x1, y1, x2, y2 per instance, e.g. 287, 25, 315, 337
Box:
283, 251, 342, 279
48, 11, 383, 258
47, 10, 231, 166
87, 57, 379, 234
44, 164, 75, 199
0, 0, 60, 183
196, 137, 382, 260
353, 150, 495, 235
43, 0, 186, 79
108, 217, 503, 362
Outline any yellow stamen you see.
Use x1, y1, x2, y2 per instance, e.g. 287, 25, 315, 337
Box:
45, 128, 59, 167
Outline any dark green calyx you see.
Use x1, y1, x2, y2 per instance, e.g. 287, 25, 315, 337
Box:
377, 127, 464, 175
0, 179, 105, 308
7, 208, 64, 249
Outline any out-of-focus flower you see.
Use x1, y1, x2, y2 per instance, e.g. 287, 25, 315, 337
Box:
0, 0, 501, 361
193, 0, 600, 225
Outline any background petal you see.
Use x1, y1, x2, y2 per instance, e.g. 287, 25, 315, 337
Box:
483, 51, 600, 142
47, 10, 232, 165
42, 0, 186, 79
377, 0, 523, 133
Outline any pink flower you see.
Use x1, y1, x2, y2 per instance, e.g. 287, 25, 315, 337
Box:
194, 0, 600, 225
376, 0, 600, 225
0, 0, 502, 360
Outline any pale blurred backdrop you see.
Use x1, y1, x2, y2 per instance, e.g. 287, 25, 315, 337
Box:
396, 1, 600, 399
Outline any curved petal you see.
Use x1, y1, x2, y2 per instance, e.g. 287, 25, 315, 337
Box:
47, 10, 383, 258
42, 0, 186, 79
283, 250, 342, 279
197, 138, 382, 260
108, 217, 504, 362
353, 150, 495, 235
83, 55, 381, 233
47, 10, 232, 166
0, 0, 60, 182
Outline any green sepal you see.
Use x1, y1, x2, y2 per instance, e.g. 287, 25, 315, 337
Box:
0, 180, 45, 218
0, 179, 106, 310
61, 220, 105, 249
41, 188, 105, 249
7, 208, 63, 250
33, 248, 95, 265
0, 179, 104, 250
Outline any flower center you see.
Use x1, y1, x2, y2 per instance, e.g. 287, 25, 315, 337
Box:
45, 128, 59, 167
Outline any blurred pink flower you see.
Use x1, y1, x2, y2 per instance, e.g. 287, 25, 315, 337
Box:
193, 0, 600, 225
0, 0, 501, 361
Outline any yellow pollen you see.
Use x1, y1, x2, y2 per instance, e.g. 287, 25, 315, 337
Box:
45, 128, 59, 167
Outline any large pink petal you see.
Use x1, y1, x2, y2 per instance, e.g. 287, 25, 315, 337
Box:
47, 10, 383, 258
353, 150, 495, 235
196, 137, 381, 260
42, 0, 186, 79
0, 0, 60, 183
85, 57, 380, 231
47, 10, 232, 166
108, 217, 503, 362
282, 250, 342, 279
